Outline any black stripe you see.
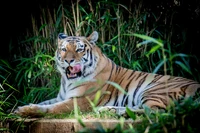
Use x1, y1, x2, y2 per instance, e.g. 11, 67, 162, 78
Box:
83, 57, 88, 62
123, 69, 129, 75
117, 66, 121, 74
86, 49, 89, 60
96, 60, 115, 105
109, 61, 115, 80
115, 65, 119, 74
103, 61, 116, 106
117, 69, 129, 87
122, 95, 129, 107
69, 84, 86, 91
82, 46, 86, 52
168, 92, 174, 100
83, 71, 93, 77
58, 92, 65, 101
68, 83, 72, 87
142, 98, 161, 105
135, 72, 145, 80
128, 70, 136, 79
122, 76, 135, 106
49, 99, 57, 104
113, 70, 129, 106
132, 74, 148, 103
121, 94, 127, 106
88, 51, 93, 67
143, 95, 167, 108
125, 95, 129, 106
148, 75, 163, 85
113, 93, 118, 106
147, 81, 192, 93
62, 78, 66, 93
86, 42, 92, 49
179, 84, 191, 97
64, 83, 72, 92
94, 58, 110, 78
94, 56, 98, 62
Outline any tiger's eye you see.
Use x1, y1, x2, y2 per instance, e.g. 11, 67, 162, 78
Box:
76, 49, 83, 52
61, 48, 66, 52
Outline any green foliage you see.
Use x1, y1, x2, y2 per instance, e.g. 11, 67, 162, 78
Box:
0, 60, 21, 132
136, 97, 200, 133
14, 52, 60, 104
77, 98, 200, 133
133, 33, 194, 77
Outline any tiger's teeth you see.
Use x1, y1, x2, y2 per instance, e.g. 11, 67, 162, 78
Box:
67, 73, 77, 78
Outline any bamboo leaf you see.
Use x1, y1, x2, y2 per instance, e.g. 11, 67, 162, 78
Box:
133, 33, 163, 47
106, 81, 127, 94
145, 45, 161, 57
39, 24, 47, 32
175, 61, 192, 75
153, 60, 166, 74
170, 53, 189, 60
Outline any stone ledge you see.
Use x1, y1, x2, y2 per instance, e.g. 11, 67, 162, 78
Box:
8, 118, 141, 133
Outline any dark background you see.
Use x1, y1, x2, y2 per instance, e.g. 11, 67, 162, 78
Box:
1, 0, 200, 64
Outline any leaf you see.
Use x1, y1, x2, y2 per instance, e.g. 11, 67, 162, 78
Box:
106, 81, 127, 94
93, 90, 101, 106
133, 33, 163, 47
145, 44, 161, 57
28, 71, 32, 79
55, 10, 62, 28
112, 45, 116, 53
136, 40, 153, 46
126, 106, 136, 120
153, 60, 166, 74
175, 61, 192, 75
110, 35, 118, 42
170, 53, 189, 60
73, 98, 86, 128
4, 83, 19, 92
39, 24, 47, 32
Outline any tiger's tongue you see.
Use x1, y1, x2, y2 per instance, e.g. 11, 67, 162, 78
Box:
69, 64, 81, 73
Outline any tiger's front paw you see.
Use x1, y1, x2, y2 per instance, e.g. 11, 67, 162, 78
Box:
97, 106, 117, 114
97, 106, 127, 115
14, 104, 45, 117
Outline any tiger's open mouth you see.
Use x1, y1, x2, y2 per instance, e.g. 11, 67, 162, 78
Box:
66, 64, 82, 79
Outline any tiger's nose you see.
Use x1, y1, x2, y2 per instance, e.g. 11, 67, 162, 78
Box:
65, 59, 74, 64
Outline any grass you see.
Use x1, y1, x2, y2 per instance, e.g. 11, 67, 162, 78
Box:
0, 59, 22, 132
77, 98, 200, 133
43, 109, 121, 120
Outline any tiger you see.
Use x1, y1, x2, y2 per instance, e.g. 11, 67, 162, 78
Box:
14, 31, 200, 117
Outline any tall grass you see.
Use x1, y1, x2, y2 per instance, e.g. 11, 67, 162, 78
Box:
0, 60, 21, 132
11, 0, 199, 107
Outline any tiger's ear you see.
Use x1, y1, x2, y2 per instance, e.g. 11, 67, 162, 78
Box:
58, 33, 67, 40
87, 31, 98, 44
57, 33, 67, 46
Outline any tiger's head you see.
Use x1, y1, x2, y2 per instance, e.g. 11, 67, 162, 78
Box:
55, 31, 100, 81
